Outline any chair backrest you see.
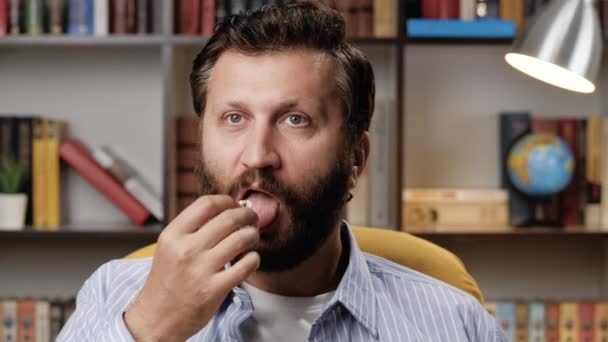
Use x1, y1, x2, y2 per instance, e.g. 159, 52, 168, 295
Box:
125, 225, 484, 304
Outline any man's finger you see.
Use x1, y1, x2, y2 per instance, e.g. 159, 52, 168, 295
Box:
165, 195, 236, 235
206, 226, 260, 270
190, 206, 258, 250
212, 251, 261, 294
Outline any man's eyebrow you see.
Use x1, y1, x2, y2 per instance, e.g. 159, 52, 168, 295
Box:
223, 99, 326, 118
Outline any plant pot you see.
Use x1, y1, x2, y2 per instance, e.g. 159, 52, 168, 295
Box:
0, 193, 28, 230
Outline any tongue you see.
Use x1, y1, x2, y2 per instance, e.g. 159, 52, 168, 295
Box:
246, 192, 279, 228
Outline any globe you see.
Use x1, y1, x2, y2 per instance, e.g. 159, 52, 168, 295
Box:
507, 133, 574, 197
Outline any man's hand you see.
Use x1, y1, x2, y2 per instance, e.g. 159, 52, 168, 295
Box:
124, 195, 260, 342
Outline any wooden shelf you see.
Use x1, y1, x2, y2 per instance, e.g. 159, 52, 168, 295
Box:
405, 37, 514, 45
0, 224, 162, 241
409, 226, 608, 239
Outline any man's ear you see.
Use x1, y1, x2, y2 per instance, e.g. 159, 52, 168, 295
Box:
349, 132, 370, 190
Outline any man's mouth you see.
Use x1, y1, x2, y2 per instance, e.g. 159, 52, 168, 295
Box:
239, 189, 280, 229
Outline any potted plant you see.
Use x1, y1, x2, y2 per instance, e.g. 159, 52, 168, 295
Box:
0, 158, 27, 230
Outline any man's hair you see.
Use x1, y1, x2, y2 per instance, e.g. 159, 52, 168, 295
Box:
190, 1, 375, 144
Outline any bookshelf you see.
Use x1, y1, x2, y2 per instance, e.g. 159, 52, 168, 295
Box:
1, 0, 606, 308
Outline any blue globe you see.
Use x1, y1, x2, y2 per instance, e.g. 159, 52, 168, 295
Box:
507, 133, 574, 197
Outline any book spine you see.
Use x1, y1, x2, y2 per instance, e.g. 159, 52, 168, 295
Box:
357, 0, 372, 38
602, 118, 608, 230
499, 0, 524, 36
459, 0, 475, 20
49, 300, 64, 341
586, 117, 603, 227
177, 0, 200, 34
403, 202, 508, 232
0, 117, 13, 169
514, 302, 529, 341
201, 0, 215, 36
368, 99, 398, 229
595, 302, 608, 341
35, 300, 50, 342
125, 179, 163, 221
49, 0, 64, 34
577, 119, 587, 226
475, 0, 498, 19
111, 0, 127, 33
3, 300, 18, 342
579, 302, 595, 341
545, 302, 560, 341
136, 0, 148, 33
560, 302, 578, 341
59, 139, 151, 226
499, 112, 532, 227
32, 118, 47, 229
125, 0, 135, 32
17, 300, 35, 342
24, 0, 42, 34
336, 0, 357, 38
496, 302, 515, 341
14, 117, 33, 225
422, 0, 459, 19
9, 0, 20, 34
0, 0, 8, 35
528, 302, 545, 342
46, 120, 64, 230
556, 118, 579, 227
403, 188, 508, 203
68, 0, 86, 35
373, 0, 396, 37
94, 0, 109, 35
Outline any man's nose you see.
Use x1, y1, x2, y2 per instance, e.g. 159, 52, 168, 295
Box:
240, 125, 281, 170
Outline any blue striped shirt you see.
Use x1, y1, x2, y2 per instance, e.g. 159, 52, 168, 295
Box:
57, 225, 507, 341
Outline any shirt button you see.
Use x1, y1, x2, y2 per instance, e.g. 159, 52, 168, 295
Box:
233, 296, 242, 306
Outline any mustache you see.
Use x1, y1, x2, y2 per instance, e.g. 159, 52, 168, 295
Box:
227, 168, 294, 202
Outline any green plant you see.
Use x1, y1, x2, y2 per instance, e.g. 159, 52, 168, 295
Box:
0, 158, 23, 194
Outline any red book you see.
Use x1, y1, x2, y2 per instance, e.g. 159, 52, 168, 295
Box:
579, 302, 595, 341
200, 0, 215, 36
545, 302, 560, 342
59, 139, 150, 226
18, 300, 35, 342
0, 0, 7, 35
356, 0, 373, 38
422, 0, 459, 19
177, 0, 200, 34
557, 118, 579, 227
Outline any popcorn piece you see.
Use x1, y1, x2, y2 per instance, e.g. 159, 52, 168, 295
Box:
239, 199, 252, 208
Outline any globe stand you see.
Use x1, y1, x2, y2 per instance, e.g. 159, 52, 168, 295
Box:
520, 195, 561, 228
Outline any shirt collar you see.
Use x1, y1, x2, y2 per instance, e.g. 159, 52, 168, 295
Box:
230, 221, 379, 338
331, 221, 379, 338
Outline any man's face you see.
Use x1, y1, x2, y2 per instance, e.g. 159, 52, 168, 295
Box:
198, 49, 353, 272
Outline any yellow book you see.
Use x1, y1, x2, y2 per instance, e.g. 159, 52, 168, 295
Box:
46, 120, 66, 230
560, 302, 579, 342
32, 118, 47, 230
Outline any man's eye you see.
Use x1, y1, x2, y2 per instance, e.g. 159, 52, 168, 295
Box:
286, 114, 308, 126
227, 113, 243, 124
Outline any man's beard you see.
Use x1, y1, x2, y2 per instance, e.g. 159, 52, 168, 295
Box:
196, 149, 352, 273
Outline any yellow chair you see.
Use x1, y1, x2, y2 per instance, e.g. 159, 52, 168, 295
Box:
126, 226, 484, 304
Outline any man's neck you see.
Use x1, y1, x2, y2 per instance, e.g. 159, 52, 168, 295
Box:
244, 223, 349, 297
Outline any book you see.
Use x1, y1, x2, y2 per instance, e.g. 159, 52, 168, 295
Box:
595, 302, 608, 341
559, 302, 578, 342
459, 0, 475, 20
585, 117, 603, 228
545, 302, 560, 342
422, 0, 459, 19
407, 19, 516, 38
59, 138, 151, 226
496, 302, 515, 341
9, 0, 20, 34
94, 0, 109, 35
3, 300, 18, 342
556, 118, 580, 227
403, 202, 509, 232
373, 0, 396, 38
406, 0, 421, 19
49, 299, 64, 341
32, 118, 47, 228
200, 0, 215, 36
136, 0, 148, 34
601, 118, 608, 230
578, 302, 595, 341
92, 146, 164, 221
514, 302, 528, 341
403, 188, 508, 203
23, 0, 43, 34
528, 302, 545, 342
0, 0, 8, 35
68, 0, 93, 35
14, 117, 33, 226
17, 300, 35, 342
35, 300, 50, 342
336, 0, 356, 38
356, 0, 373, 38
498, 112, 532, 227
48, 0, 64, 34
475, 0, 498, 19
111, 0, 135, 33
177, 0, 200, 34
499, 0, 524, 36
46, 119, 66, 230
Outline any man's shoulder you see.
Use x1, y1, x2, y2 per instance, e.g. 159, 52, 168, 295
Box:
362, 252, 477, 305
87, 257, 153, 301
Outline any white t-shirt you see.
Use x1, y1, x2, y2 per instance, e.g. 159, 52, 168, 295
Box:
239, 282, 336, 342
